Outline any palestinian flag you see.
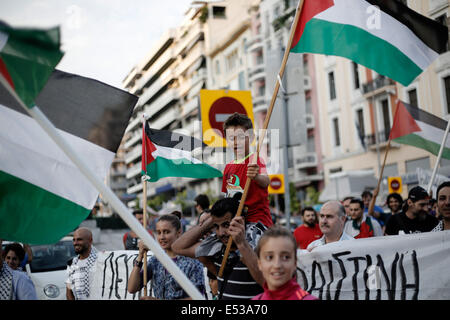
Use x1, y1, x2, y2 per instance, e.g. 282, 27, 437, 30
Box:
0, 70, 137, 244
0, 22, 63, 107
142, 122, 222, 182
291, 0, 448, 86
389, 100, 450, 159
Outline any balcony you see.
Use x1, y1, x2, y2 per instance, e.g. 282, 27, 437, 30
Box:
124, 131, 141, 149
136, 47, 176, 90
176, 20, 203, 56
126, 161, 142, 180
176, 45, 204, 77
110, 168, 126, 177
125, 115, 142, 133
363, 130, 401, 150
151, 107, 177, 130
144, 88, 178, 120
248, 64, 266, 83
361, 75, 395, 98
181, 98, 199, 117
247, 34, 263, 52
138, 68, 176, 107
252, 94, 265, 107
125, 144, 142, 164
127, 182, 143, 194
295, 153, 317, 169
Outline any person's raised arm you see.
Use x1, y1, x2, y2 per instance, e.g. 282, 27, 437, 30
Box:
228, 216, 265, 287
127, 241, 147, 293
247, 163, 270, 188
171, 213, 214, 258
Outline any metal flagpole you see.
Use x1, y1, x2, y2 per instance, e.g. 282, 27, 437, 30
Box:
217, 0, 306, 278
427, 119, 450, 195
0, 74, 204, 300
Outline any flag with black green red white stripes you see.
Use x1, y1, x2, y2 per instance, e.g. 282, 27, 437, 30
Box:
142, 122, 223, 182
389, 100, 450, 159
291, 0, 448, 86
0, 69, 137, 244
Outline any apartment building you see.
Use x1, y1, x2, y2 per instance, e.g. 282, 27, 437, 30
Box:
316, 0, 450, 201
121, 6, 221, 208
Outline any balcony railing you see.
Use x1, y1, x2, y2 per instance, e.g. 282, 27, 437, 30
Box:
361, 76, 395, 95
295, 153, 317, 169
364, 129, 391, 147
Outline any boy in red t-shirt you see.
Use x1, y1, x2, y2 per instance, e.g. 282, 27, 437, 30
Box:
222, 113, 272, 227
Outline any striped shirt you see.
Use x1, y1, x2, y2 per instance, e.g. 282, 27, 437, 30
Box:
195, 222, 266, 300
213, 252, 263, 300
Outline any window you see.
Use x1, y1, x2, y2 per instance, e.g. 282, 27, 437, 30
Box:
383, 163, 399, 178
226, 50, 238, 73
408, 88, 418, 108
356, 108, 365, 137
328, 71, 336, 100
212, 6, 226, 19
445, 76, 450, 113
352, 62, 360, 89
332, 117, 341, 146
435, 14, 450, 52
380, 99, 391, 141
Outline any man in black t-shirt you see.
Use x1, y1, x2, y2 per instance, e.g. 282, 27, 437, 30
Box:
385, 186, 438, 235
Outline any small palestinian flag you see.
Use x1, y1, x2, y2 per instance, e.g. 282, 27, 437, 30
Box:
291, 0, 448, 86
0, 70, 137, 244
142, 122, 223, 182
389, 100, 450, 159
0, 22, 63, 107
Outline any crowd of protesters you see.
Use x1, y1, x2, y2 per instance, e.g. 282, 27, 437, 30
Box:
2, 112, 450, 301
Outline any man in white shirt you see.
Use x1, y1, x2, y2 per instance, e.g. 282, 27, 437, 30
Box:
307, 201, 354, 251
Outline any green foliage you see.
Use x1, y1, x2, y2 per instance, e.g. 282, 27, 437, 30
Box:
304, 186, 321, 206
199, 6, 208, 23
147, 194, 167, 211
174, 189, 188, 210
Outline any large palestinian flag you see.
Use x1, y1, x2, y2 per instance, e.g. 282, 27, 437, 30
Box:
389, 101, 450, 159
291, 0, 448, 86
142, 122, 222, 182
0, 70, 137, 244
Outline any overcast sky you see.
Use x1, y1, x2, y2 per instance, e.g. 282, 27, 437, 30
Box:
0, 0, 193, 89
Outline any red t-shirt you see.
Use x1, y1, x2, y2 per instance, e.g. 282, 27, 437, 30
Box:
293, 224, 322, 249
222, 153, 272, 227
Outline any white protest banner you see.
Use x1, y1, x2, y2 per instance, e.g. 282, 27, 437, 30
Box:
90, 250, 145, 300
90, 250, 212, 300
297, 230, 450, 300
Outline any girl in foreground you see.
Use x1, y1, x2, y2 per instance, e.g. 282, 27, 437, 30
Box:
253, 225, 317, 300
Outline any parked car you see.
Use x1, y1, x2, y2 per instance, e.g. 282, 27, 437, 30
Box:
25, 236, 75, 300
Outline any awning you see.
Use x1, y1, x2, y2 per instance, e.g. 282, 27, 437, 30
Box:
155, 183, 174, 194
318, 170, 377, 202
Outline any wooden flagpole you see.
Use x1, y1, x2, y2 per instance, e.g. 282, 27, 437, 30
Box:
142, 114, 149, 297
217, 0, 306, 278
368, 138, 391, 216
